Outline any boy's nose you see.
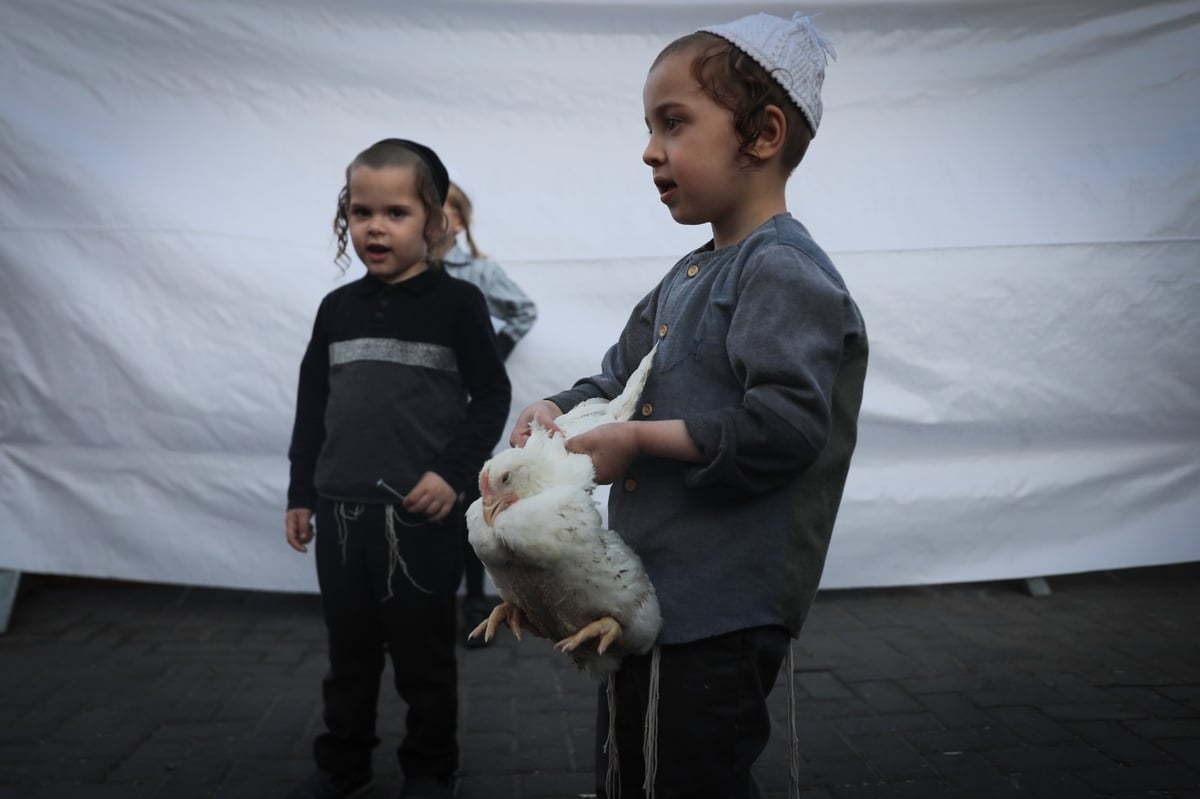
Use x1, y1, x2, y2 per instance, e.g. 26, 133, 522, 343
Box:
642, 137, 663, 166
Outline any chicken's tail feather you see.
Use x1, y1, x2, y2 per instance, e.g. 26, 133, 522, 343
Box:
607, 343, 659, 423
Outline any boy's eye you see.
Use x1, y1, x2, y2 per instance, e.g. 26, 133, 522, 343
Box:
388, 207, 408, 219
646, 117, 682, 135
350, 207, 370, 218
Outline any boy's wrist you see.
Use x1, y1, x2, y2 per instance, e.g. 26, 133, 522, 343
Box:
635, 419, 705, 463
629, 421, 648, 456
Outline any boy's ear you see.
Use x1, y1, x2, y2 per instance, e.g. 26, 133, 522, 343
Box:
750, 104, 787, 162
426, 211, 449, 247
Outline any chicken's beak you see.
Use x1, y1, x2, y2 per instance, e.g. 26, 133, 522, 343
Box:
481, 499, 499, 526
482, 495, 512, 526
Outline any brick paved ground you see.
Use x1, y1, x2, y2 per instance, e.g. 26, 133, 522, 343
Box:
1, 563, 1197, 798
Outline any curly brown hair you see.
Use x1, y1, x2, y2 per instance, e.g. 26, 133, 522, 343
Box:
332, 140, 449, 274
652, 32, 812, 174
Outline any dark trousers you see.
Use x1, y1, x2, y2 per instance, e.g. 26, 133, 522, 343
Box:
595, 625, 791, 799
313, 498, 464, 779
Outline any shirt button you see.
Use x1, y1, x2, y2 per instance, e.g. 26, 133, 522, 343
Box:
623, 478, 637, 492
658, 324, 668, 338
686, 264, 699, 278
641, 402, 653, 417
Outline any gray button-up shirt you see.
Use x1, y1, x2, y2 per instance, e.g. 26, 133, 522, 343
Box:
549, 214, 868, 644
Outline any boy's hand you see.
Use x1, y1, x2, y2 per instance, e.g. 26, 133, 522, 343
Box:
286, 508, 315, 553
404, 471, 457, 523
510, 400, 563, 447
565, 422, 641, 485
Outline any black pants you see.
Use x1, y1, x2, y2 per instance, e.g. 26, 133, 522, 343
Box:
313, 498, 464, 779
595, 625, 791, 799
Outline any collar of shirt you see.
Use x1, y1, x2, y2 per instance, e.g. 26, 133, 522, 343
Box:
357, 267, 444, 297
440, 243, 472, 267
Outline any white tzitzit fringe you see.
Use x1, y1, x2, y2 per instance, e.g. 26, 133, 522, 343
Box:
605, 676, 619, 798
787, 641, 800, 799
603, 643, 661, 799
372, 477, 436, 601
381, 504, 432, 601
334, 502, 364, 565
642, 644, 661, 798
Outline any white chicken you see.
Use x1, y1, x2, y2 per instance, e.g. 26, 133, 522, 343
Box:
465, 345, 661, 678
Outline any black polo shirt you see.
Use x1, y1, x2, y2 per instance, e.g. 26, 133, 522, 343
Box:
287, 268, 511, 508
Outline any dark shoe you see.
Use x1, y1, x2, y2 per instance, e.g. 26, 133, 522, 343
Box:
461, 596, 494, 648
286, 767, 374, 799
399, 775, 457, 799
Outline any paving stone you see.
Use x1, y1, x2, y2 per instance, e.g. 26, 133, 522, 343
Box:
1074, 762, 1200, 795
851, 680, 923, 714
1158, 684, 1200, 709
899, 674, 988, 695
1064, 719, 1179, 765
1038, 702, 1147, 721
916, 692, 995, 728
922, 750, 1026, 797
968, 681, 1075, 709
1124, 718, 1200, 739
844, 733, 938, 781
457, 772, 520, 799
903, 724, 1023, 757
832, 712, 943, 737
983, 742, 1115, 772
520, 769, 592, 797
1, 564, 1197, 797
795, 670, 854, 700
986, 706, 1079, 744
1157, 737, 1200, 770
1107, 685, 1199, 719
1009, 769, 1101, 799
789, 719, 859, 762
805, 697, 875, 719
828, 778, 978, 798
795, 757, 879, 787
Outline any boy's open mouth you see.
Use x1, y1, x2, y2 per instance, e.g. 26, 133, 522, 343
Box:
366, 243, 390, 254
653, 177, 676, 201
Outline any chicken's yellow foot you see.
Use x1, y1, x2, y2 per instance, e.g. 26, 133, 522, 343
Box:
555, 616, 623, 656
467, 600, 524, 643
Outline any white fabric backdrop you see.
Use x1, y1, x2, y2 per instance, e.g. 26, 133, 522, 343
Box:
1, 0, 1197, 592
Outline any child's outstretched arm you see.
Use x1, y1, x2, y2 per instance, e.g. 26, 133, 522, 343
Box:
477, 261, 538, 357
286, 300, 331, 554
565, 420, 703, 485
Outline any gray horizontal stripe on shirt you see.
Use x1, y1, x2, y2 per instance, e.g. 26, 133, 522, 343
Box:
329, 338, 458, 373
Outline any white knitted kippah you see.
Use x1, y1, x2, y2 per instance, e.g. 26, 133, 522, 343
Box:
698, 11, 836, 136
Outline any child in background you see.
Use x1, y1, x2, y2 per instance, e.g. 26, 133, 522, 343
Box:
286, 138, 511, 799
431, 180, 538, 646
508, 12, 868, 797
438, 181, 538, 359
